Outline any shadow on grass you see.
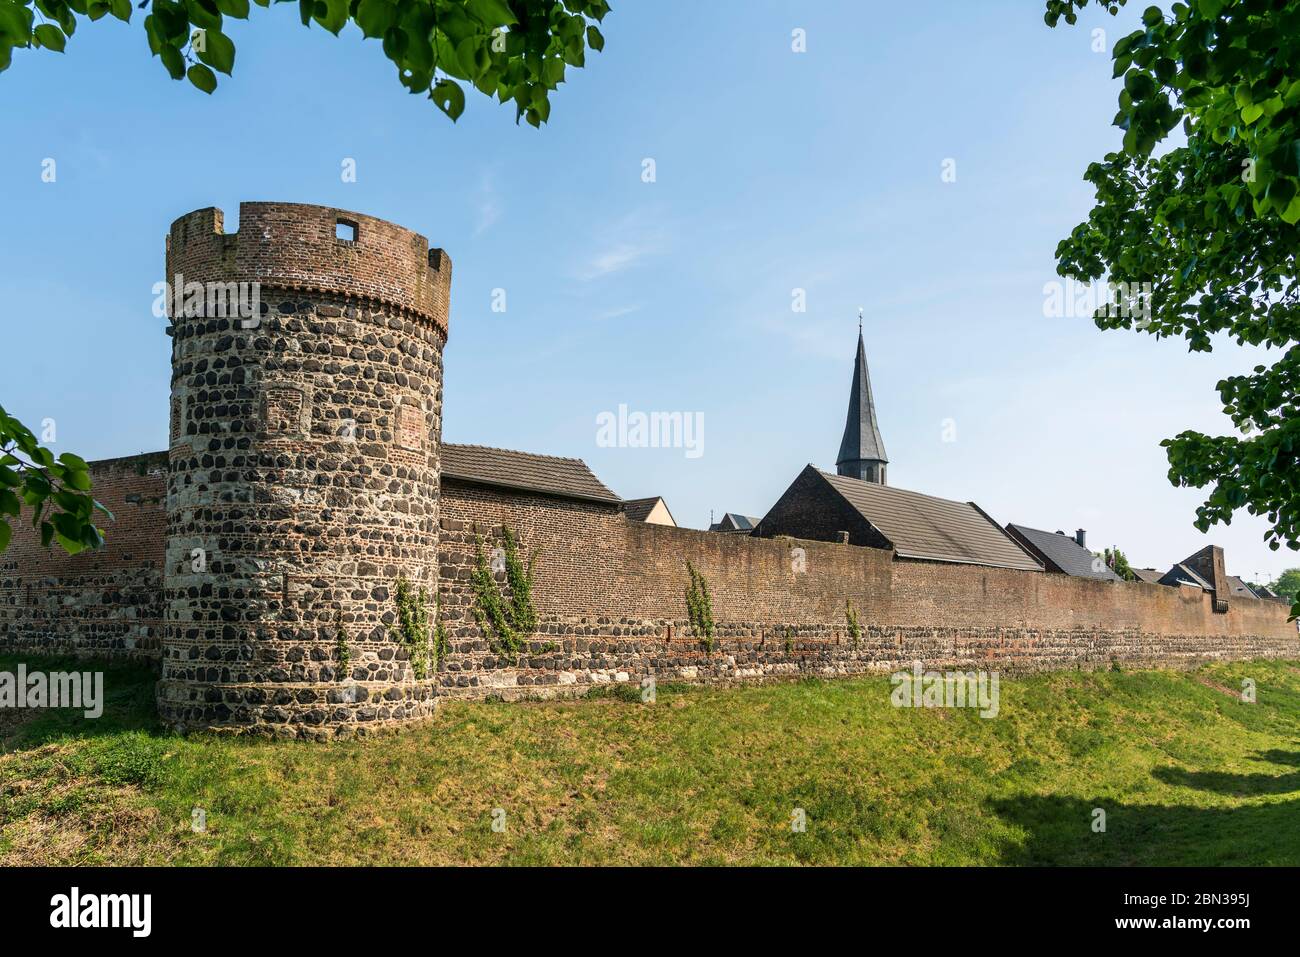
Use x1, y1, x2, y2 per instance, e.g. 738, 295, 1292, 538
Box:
1151, 755, 1300, 797
989, 749, 1300, 865
0, 654, 162, 751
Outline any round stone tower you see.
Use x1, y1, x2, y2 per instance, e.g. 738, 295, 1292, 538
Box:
157, 202, 451, 738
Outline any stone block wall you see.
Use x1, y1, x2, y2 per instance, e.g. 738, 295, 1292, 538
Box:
156, 203, 450, 738
0, 453, 167, 659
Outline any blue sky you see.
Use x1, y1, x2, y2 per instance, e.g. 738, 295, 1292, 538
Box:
2, 0, 1292, 581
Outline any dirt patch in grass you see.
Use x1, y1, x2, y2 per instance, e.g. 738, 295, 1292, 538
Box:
1195, 675, 1244, 700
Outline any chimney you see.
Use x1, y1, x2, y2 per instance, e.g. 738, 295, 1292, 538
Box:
1075, 529, 1086, 548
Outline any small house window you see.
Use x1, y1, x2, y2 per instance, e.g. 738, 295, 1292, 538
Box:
335, 218, 357, 243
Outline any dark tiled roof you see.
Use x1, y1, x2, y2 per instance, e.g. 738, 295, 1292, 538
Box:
1005, 524, 1120, 581
1160, 563, 1211, 590
625, 496, 680, 524
836, 329, 888, 470
1131, 568, 1165, 585
441, 444, 620, 505
818, 470, 1041, 571
1224, 575, 1258, 599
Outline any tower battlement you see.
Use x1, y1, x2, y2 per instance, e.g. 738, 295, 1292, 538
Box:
165, 202, 451, 336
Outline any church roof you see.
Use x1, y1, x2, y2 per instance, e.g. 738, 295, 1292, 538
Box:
836, 329, 888, 468
441, 444, 621, 505
818, 470, 1041, 570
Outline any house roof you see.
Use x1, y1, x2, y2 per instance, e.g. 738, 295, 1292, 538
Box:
440, 444, 620, 505
1131, 568, 1165, 585
836, 328, 888, 470
623, 497, 661, 522
709, 512, 760, 533
817, 469, 1042, 571
1005, 524, 1120, 581
623, 496, 676, 525
1161, 562, 1212, 590
1224, 575, 1258, 599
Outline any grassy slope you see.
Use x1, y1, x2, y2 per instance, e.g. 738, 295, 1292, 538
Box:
1, 655, 1298, 865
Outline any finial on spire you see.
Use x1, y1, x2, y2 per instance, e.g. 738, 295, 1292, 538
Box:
858, 306, 863, 332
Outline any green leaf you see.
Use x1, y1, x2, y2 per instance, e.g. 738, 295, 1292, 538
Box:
187, 62, 217, 93
1279, 195, 1300, 225
431, 78, 465, 120
34, 24, 66, 52
215, 0, 249, 16
465, 0, 517, 26
195, 27, 235, 74
355, 0, 396, 38
0, 519, 10, 552
586, 25, 604, 52
312, 0, 348, 35
160, 42, 186, 79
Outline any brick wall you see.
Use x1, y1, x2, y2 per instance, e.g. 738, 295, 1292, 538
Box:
433, 482, 1299, 700
0, 452, 167, 659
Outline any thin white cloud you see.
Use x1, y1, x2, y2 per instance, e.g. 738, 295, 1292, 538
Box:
594, 303, 642, 321
474, 171, 502, 236
573, 209, 668, 281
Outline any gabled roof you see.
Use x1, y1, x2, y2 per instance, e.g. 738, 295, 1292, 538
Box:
709, 512, 760, 533
1005, 523, 1120, 581
624, 496, 677, 526
1160, 562, 1212, 590
623, 497, 661, 522
441, 444, 620, 505
836, 329, 888, 470
818, 469, 1041, 571
1224, 575, 1258, 599
1131, 567, 1165, 585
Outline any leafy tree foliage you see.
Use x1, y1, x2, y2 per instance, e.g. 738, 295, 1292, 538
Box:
0, 0, 609, 124
1102, 546, 1137, 580
1046, 1, 1300, 616
1269, 566, 1300, 601
0, 406, 110, 555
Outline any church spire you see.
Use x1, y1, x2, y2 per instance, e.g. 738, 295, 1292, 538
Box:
836, 318, 888, 484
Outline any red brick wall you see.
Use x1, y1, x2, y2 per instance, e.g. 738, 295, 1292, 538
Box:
433, 482, 1299, 699
0, 452, 167, 658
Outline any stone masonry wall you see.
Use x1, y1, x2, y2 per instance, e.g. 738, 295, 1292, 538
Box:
156, 203, 450, 739
0, 453, 167, 659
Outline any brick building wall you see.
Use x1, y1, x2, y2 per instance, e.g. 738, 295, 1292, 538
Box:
0, 452, 167, 659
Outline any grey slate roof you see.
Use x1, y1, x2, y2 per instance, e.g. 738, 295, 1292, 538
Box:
818, 470, 1041, 571
1131, 568, 1165, 585
709, 513, 760, 533
1224, 575, 1258, 599
1005, 524, 1121, 581
441, 444, 620, 505
836, 329, 888, 470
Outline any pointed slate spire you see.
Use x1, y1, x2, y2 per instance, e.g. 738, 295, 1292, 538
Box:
836, 323, 888, 484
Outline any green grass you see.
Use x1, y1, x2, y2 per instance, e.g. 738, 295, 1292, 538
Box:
2, 654, 1299, 865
